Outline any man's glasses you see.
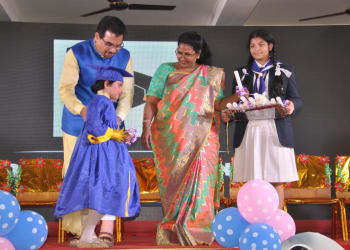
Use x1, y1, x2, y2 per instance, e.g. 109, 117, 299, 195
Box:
175, 49, 196, 58
101, 37, 124, 50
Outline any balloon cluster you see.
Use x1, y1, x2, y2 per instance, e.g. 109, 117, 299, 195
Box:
0, 190, 48, 249
212, 179, 296, 249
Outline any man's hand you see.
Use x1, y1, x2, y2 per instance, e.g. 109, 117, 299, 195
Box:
80, 107, 87, 121
117, 116, 122, 128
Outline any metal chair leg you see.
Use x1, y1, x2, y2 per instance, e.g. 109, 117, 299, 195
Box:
339, 199, 348, 241
58, 219, 65, 243
58, 219, 61, 243
331, 202, 338, 239
116, 216, 122, 242
283, 200, 288, 212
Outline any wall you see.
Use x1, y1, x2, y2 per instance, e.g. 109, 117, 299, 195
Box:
0, 23, 349, 160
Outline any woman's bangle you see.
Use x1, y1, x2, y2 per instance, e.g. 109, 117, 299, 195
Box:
143, 120, 152, 130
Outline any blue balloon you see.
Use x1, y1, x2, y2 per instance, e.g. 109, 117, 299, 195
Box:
212, 207, 250, 248
0, 190, 21, 236
5, 210, 48, 250
239, 223, 282, 250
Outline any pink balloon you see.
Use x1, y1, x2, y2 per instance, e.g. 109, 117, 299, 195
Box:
265, 209, 296, 241
0, 237, 15, 250
237, 179, 279, 223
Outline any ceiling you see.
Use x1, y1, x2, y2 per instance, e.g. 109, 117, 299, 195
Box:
0, 0, 349, 26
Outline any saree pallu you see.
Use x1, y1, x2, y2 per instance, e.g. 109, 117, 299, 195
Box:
151, 65, 224, 246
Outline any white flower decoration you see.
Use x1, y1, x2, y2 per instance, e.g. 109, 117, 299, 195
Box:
275, 64, 281, 76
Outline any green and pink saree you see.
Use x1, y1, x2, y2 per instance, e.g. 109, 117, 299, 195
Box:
146, 63, 224, 246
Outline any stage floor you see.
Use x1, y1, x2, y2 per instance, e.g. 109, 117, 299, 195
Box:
40, 220, 350, 249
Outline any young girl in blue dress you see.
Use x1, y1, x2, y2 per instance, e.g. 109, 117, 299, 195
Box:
222, 29, 302, 209
55, 65, 140, 248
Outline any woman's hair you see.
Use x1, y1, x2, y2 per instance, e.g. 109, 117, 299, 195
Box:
91, 80, 113, 94
243, 29, 283, 98
177, 31, 212, 65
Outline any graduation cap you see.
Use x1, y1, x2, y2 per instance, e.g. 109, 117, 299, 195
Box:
90, 65, 133, 82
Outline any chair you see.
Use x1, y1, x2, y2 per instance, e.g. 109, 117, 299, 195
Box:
220, 156, 244, 208
0, 160, 12, 192
335, 155, 350, 241
284, 154, 346, 241
14, 158, 64, 242
132, 158, 160, 203
218, 157, 227, 207
15, 158, 62, 204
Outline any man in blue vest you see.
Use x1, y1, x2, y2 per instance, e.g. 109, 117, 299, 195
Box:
58, 15, 134, 246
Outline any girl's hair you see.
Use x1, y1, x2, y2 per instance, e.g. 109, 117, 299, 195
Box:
177, 31, 212, 65
243, 29, 283, 98
91, 80, 113, 94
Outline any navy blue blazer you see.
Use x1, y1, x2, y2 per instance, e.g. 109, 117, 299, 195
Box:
232, 64, 302, 148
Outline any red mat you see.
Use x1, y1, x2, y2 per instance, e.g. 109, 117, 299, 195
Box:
39, 220, 350, 249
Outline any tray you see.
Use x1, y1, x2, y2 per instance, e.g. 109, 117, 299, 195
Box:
228, 104, 288, 121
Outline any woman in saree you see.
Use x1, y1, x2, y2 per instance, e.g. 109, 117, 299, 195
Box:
141, 31, 235, 246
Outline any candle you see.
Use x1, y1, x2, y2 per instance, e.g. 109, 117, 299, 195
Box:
234, 70, 243, 89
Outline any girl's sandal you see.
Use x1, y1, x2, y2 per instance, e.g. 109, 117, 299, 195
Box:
98, 232, 115, 247
76, 238, 109, 248
68, 235, 80, 247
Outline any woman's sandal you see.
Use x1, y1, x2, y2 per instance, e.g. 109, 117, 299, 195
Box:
98, 232, 115, 247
